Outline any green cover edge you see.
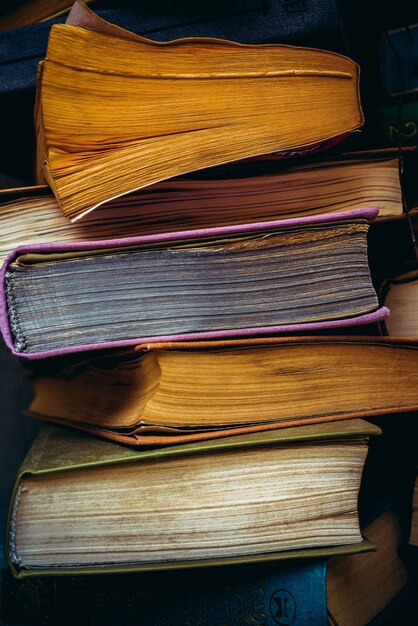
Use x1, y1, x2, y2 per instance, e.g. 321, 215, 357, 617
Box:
11, 540, 375, 579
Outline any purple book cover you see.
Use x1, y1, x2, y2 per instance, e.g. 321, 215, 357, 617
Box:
0, 207, 389, 360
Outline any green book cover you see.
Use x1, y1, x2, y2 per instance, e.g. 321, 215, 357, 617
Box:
7, 420, 380, 578
366, 100, 418, 149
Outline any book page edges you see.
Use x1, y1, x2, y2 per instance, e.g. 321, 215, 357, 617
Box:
0, 307, 391, 360
0, 208, 383, 359
6, 420, 378, 577
28, 408, 411, 448
8, 540, 375, 579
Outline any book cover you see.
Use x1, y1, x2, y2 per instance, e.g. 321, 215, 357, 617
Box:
0, 208, 388, 360
26, 335, 418, 446
1, 559, 329, 626
6, 420, 379, 578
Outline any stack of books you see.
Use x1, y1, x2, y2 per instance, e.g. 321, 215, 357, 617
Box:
1, 2, 417, 625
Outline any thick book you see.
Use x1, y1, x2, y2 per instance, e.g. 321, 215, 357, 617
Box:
0, 0, 345, 184
6, 420, 379, 577
0, 209, 387, 359
327, 507, 410, 626
0, 153, 405, 265
382, 269, 418, 337
35, 2, 363, 221
27, 336, 418, 446
1, 559, 329, 626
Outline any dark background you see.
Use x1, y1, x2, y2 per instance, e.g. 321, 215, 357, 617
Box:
0, 341, 36, 513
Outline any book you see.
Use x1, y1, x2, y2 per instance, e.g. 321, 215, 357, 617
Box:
6, 420, 379, 577
0, 558, 330, 626
0, 0, 346, 184
327, 508, 410, 626
0, 209, 387, 359
35, 2, 363, 221
26, 336, 418, 447
0, 153, 406, 265
381, 269, 418, 336
1, 511, 410, 625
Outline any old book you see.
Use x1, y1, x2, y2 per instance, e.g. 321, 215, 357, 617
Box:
0, 210, 386, 359
382, 270, 418, 337
327, 508, 410, 626
0, 154, 405, 265
0, 559, 328, 626
35, 2, 363, 221
6, 420, 379, 577
27, 336, 418, 446
0, 1, 346, 185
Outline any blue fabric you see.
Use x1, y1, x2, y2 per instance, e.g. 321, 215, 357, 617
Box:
380, 24, 418, 95
0, 558, 328, 625
0, 0, 343, 94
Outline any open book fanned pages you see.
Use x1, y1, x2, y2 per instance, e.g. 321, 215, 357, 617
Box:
0, 209, 387, 359
6, 420, 380, 577
35, 0, 363, 221
0, 153, 405, 265
27, 336, 418, 446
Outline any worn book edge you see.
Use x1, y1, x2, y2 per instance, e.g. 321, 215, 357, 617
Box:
6, 420, 380, 577
0, 208, 388, 359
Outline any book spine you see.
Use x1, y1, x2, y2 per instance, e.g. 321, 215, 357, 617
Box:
4, 271, 25, 352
